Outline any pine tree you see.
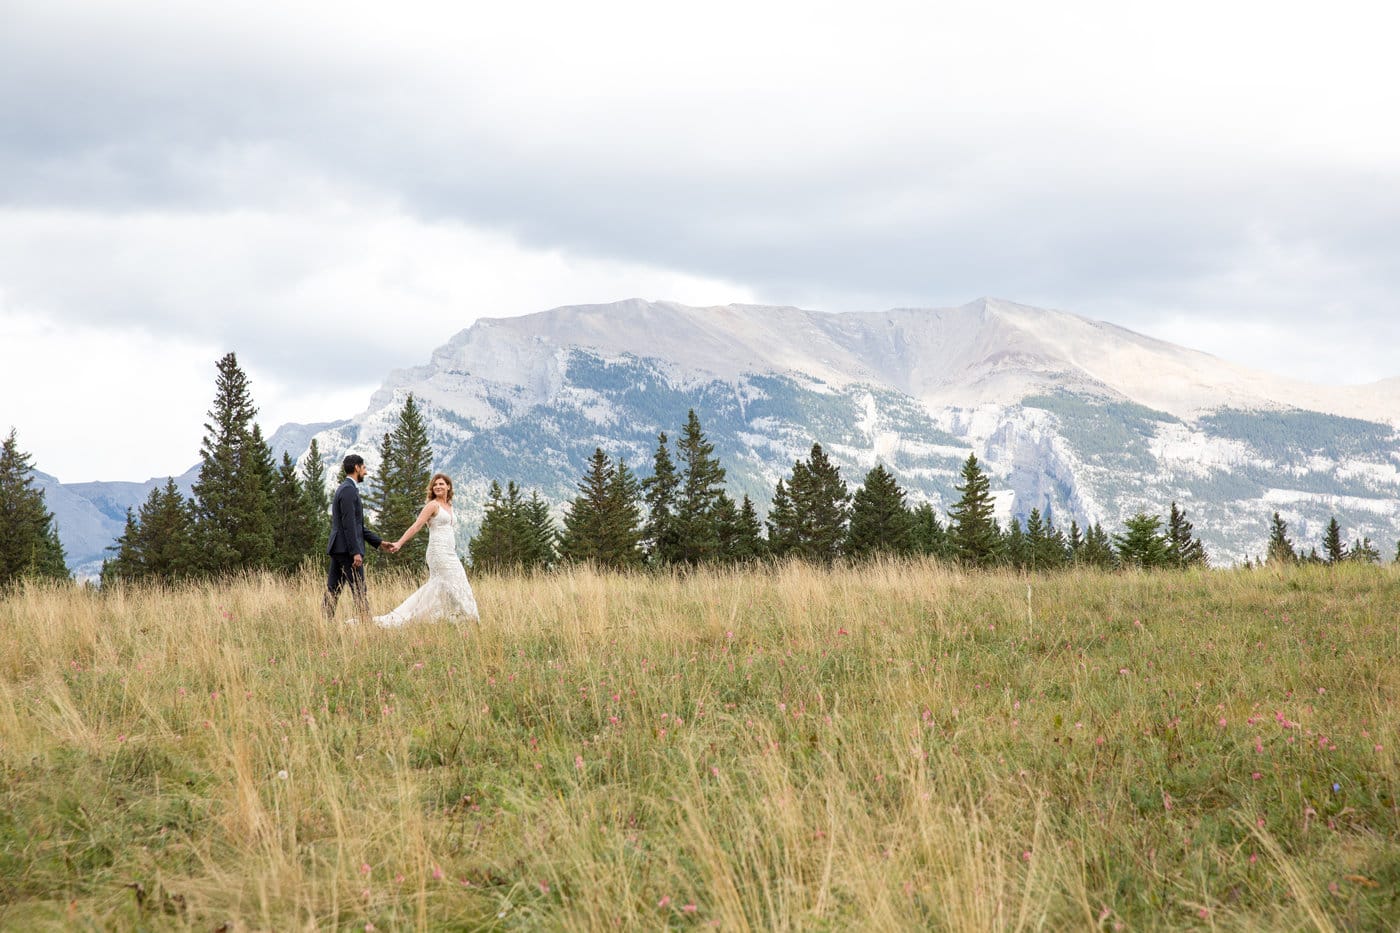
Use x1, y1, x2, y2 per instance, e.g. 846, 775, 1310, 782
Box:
302, 437, 330, 518
1046, 521, 1070, 570
1003, 518, 1028, 569
521, 491, 558, 571
1024, 508, 1067, 571
674, 411, 727, 564
559, 449, 642, 569
765, 479, 798, 559
270, 453, 321, 572
191, 353, 274, 574
560, 450, 613, 565
1265, 512, 1296, 566
1322, 517, 1347, 565
948, 454, 1000, 567
911, 503, 952, 560
470, 481, 529, 572
1113, 512, 1170, 569
1165, 502, 1208, 568
641, 432, 682, 566
1348, 537, 1381, 564
731, 495, 766, 562
104, 478, 199, 585
788, 443, 851, 563
1067, 520, 1085, 562
1080, 522, 1116, 568
846, 463, 915, 559
712, 492, 741, 564
247, 423, 280, 569
102, 509, 142, 586
603, 459, 645, 569
0, 429, 69, 588
367, 394, 434, 569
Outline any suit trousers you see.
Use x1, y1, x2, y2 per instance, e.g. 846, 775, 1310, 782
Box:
324, 553, 370, 620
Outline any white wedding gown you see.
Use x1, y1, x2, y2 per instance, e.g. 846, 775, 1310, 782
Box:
374, 506, 479, 626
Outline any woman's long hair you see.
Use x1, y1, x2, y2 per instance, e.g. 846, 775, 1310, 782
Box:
425, 472, 454, 504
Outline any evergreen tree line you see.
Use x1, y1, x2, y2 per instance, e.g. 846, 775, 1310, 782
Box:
1259, 512, 1389, 567
103, 354, 336, 585
104, 355, 442, 586
38, 354, 1399, 587
0, 429, 69, 589
467, 411, 1220, 573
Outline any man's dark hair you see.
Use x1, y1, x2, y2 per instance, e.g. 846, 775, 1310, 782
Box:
342, 454, 366, 476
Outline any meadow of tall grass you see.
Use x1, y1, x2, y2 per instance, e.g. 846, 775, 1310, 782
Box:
1, 560, 1397, 930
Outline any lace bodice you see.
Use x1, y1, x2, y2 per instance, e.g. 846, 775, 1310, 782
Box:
426, 506, 457, 553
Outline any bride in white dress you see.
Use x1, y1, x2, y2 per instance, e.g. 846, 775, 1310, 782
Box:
373, 472, 479, 627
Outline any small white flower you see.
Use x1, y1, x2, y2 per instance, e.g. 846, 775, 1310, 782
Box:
276, 770, 289, 780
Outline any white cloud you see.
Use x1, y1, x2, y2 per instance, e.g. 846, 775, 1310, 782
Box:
0, 201, 754, 480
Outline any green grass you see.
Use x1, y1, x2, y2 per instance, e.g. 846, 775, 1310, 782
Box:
1, 561, 1397, 930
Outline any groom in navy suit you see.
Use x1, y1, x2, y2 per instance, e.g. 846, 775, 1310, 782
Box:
323, 453, 396, 622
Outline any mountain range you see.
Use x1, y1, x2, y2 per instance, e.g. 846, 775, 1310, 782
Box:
47, 298, 1400, 575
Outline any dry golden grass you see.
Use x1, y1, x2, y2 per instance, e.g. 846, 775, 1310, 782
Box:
1, 560, 1397, 930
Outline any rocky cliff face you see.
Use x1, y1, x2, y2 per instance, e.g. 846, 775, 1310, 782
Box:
298, 299, 1400, 565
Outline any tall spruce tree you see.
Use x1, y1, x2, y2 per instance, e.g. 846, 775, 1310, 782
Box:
712, 492, 742, 564
911, 502, 953, 560
1025, 508, 1067, 571
846, 463, 915, 559
604, 459, 645, 569
1322, 517, 1347, 565
788, 443, 851, 563
190, 353, 273, 574
0, 429, 69, 587
560, 449, 613, 566
765, 478, 798, 559
1113, 512, 1170, 569
1067, 520, 1085, 562
247, 423, 280, 568
674, 411, 727, 564
641, 432, 683, 566
469, 481, 529, 572
271, 452, 322, 572
948, 454, 1000, 567
521, 491, 558, 570
559, 449, 643, 569
367, 394, 434, 569
731, 495, 766, 562
1266, 512, 1297, 565
103, 478, 199, 585
1079, 521, 1116, 568
1003, 518, 1028, 569
302, 437, 330, 518
1165, 502, 1208, 568
102, 509, 142, 586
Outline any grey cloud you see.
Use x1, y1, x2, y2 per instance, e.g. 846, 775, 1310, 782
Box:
5, 3, 1400, 387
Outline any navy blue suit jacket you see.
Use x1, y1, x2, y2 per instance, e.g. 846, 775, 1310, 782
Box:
326, 477, 383, 557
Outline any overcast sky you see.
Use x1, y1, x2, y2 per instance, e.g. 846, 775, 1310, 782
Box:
3, 0, 1398, 483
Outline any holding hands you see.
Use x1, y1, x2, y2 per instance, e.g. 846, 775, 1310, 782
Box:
379, 542, 399, 553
